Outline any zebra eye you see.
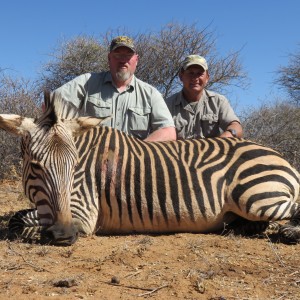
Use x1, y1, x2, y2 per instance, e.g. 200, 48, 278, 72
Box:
30, 160, 42, 169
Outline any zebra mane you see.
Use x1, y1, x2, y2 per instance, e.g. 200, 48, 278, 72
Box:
40, 91, 79, 126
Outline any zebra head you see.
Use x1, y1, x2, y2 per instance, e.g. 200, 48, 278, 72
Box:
0, 91, 104, 245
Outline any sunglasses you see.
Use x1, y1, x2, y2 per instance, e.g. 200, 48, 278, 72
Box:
112, 53, 136, 60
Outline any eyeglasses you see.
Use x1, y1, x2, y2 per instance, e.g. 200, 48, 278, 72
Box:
111, 53, 135, 60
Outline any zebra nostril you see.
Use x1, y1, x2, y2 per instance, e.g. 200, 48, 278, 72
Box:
55, 234, 78, 246
46, 222, 78, 246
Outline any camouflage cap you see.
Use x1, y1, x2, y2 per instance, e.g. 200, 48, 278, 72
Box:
110, 36, 136, 52
181, 55, 208, 71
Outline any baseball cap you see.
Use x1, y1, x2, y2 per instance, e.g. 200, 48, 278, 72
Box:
181, 55, 208, 71
110, 36, 136, 52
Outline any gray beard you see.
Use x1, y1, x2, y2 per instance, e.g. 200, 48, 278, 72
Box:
115, 70, 131, 82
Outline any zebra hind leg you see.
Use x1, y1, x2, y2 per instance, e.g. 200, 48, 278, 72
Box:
278, 205, 300, 244
224, 217, 300, 244
225, 217, 272, 237
8, 209, 53, 244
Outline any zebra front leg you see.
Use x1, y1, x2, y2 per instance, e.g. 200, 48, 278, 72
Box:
8, 209, 54, 244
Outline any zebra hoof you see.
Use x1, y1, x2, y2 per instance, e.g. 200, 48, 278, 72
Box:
279, 224, 300, 244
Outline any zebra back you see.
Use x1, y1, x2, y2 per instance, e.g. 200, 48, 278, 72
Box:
70, 125, 300, 234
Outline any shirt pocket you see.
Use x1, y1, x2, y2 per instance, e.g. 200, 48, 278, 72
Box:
201, 113, 218, 123
86, 97, 111, 118
201, 113, 220, 137
128, 107, 151, 139
173, 115, 189, 139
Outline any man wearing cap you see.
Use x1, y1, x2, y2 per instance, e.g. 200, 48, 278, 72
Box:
54, 36, 176, 141
166, 55, 243, 139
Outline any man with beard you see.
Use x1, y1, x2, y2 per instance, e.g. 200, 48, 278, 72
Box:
53, 36, 176, 141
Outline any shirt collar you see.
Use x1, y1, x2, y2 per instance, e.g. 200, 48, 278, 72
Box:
175, 89, 214, 106
174, 91, 193, 113
104, 71, 135, 91
174, 90, 187, 106
104, 71, 113, 83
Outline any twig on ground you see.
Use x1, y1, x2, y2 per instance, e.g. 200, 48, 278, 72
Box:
7, 242, 49, 272
137, 284, 169, 297
265, 235, 286, 267
100, 280, 153, 291
288, 270, 299, 276
124, 270, 142, 278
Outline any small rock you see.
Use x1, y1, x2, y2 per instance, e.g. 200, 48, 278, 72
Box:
53, 278, 78, 288
110, 276, 120, 284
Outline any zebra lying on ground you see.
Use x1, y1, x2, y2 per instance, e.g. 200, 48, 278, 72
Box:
0, 92, 299, 246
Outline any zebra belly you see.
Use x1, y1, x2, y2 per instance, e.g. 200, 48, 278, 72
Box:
96, 208, 228, 234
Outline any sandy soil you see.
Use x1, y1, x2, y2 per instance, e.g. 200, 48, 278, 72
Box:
0, 180, 299, 300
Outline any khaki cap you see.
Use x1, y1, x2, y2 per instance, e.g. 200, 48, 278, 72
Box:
110, 36, 136, 52
181, 55, 208, 71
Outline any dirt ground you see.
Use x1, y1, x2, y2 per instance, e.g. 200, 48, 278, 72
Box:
0, 180, 299, 300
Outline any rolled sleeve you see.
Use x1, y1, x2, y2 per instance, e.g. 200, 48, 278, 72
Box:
150, 89, 175, 131
54, 73, 92, 109
217, 95, 240, 130
133, 78, 174, 133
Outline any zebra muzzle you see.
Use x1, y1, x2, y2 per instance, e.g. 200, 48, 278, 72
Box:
45, 212, 79, 246
46, 222, 79, 246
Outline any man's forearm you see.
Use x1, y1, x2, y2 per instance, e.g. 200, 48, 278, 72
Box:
144, 127, 176, 142
221, 121, 243, 138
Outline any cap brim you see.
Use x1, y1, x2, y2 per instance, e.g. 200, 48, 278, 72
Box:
184, 63, 207, 71
111, 43, 135, 52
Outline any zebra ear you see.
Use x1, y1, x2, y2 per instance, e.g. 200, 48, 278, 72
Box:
0, 114, 37, 136
63, 116, 111, 137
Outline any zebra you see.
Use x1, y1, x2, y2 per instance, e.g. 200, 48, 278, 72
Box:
0, 91, 299, 246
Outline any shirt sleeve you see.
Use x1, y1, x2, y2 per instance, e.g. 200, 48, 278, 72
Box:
149, 89, 175, 131
54, 73, 91, 109
217, 95, 241, 130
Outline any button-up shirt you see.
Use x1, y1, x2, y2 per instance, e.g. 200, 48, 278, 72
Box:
55, 72, 174, 139
166, 89, 240, 139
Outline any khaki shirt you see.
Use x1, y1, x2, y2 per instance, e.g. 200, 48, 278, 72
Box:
55, 72, 174, 139
166, 89, 240, 139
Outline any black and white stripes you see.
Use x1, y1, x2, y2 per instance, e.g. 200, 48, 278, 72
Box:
1, 92, 299, 245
